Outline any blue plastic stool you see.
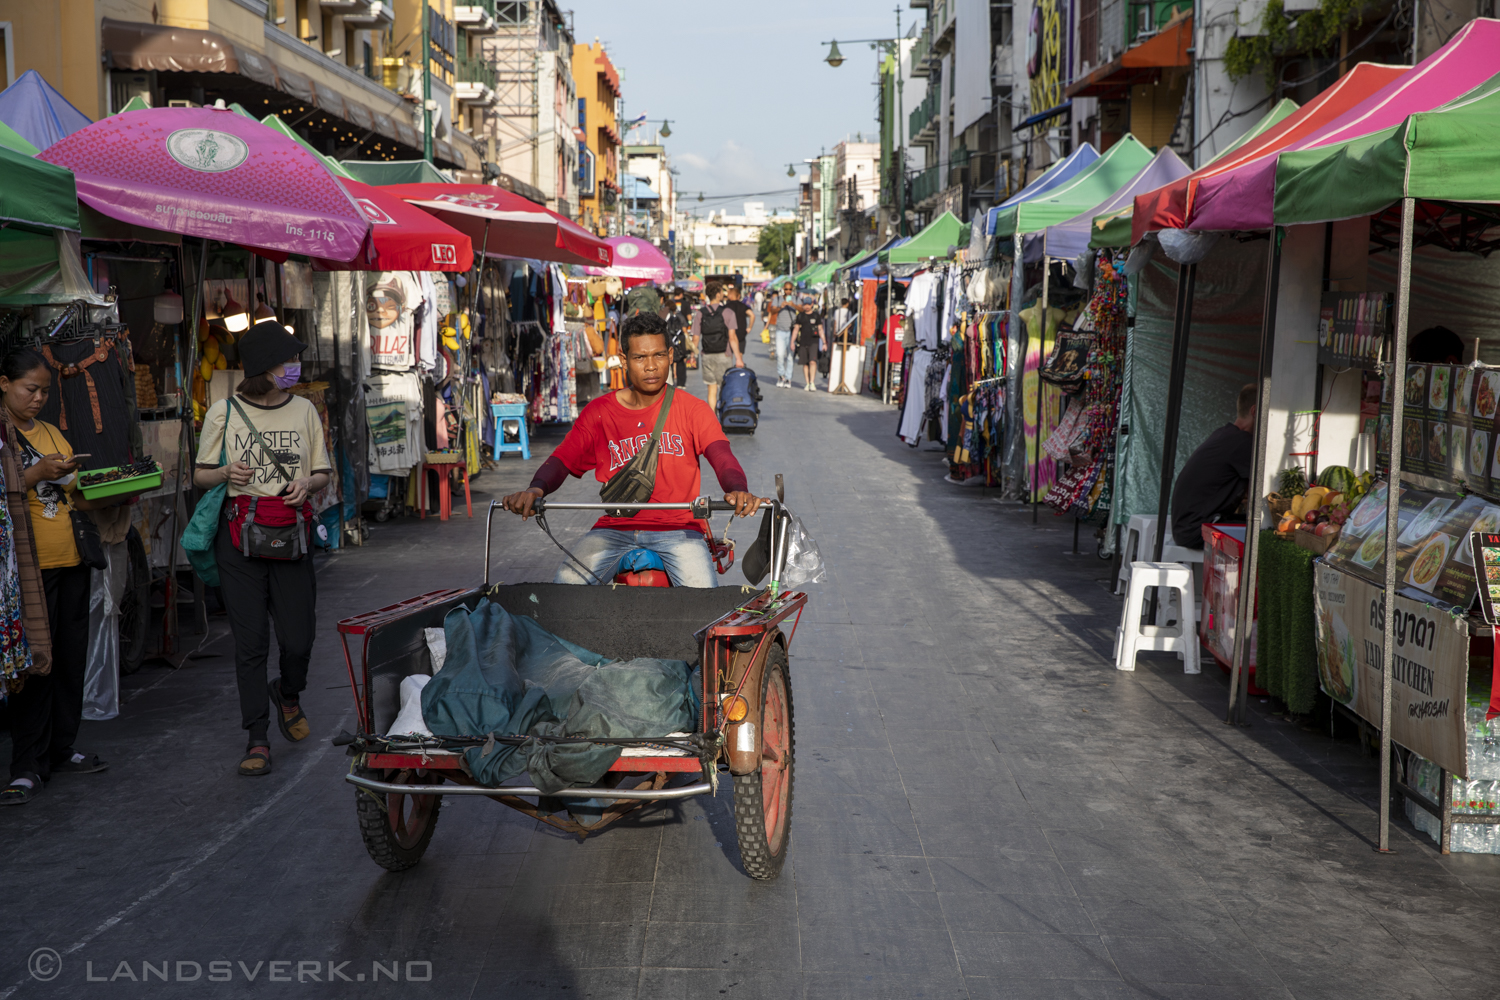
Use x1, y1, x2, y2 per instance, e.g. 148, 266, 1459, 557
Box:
491, 403, 531, 460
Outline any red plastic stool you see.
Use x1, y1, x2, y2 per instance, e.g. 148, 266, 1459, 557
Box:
419, 452, 472, 521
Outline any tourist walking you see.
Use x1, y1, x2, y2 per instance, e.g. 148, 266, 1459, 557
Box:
792, 297, 825, 391
193, 321, 331, 777
690, 283, 744, 411
767, 280, 798, 388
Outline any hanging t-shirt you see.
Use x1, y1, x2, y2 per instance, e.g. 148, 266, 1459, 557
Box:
549, 389, 730, 534
365, 372, 425, 473
367, 271, 420, 370
195, 395, 332, 498
417, 271, 439, 371
15, 421, 80, 569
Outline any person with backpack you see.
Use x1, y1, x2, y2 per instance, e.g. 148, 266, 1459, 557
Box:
500, 311, 764, 587
690, 283, 744, 411
766, 281, 798, 388
192, 321, 331, 778
665, 291, 689, 387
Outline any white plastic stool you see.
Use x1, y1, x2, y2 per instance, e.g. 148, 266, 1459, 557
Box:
1114, 515, 1158, 595
1114, 562, 1200, 674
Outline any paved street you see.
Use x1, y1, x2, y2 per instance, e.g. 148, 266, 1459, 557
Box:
4, 341, 1500, 1000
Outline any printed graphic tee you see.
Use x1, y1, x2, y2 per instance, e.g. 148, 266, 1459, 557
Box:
365, 372, 424, 473
366, 271, 421, 370
549, 389, 730, 533
197, 396, 333, 498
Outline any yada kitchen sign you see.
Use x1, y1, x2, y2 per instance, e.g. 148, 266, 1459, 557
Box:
1314, 563, 1469, 775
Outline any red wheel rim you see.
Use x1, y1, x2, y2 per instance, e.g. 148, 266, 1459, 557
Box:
387, 769, 437, 850
760, 668, 791, 853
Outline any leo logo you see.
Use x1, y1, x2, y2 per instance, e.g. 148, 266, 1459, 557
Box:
356, 198, 397, 225
598, 248, 609, 261
431, 244, 457, 264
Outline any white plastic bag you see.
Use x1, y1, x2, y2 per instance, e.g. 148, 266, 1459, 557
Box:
778, 510, 826, 588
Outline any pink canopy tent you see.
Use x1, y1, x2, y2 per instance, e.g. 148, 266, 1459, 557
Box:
583, 235, 672, 284
1187, 17, 1500, 232
1130, 62, 1406, 245
38, 105, 370, 261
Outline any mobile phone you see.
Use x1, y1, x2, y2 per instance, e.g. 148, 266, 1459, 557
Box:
69, 453, 92, 460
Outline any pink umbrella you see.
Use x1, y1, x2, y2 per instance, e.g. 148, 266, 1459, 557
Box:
39, 105, 370, 261
1187, 18, 1500, 232
584, 235, 673, 283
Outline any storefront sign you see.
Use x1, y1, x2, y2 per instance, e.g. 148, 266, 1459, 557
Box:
1314, 563, 1469, 775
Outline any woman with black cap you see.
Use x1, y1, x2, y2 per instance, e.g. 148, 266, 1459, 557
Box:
194, 320, 331, 776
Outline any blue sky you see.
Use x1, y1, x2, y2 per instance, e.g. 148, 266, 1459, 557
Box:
566, 0, 906, 213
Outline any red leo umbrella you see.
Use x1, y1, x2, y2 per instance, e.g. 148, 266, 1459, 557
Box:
383, 183, 612, 268
317, 178, 474, 272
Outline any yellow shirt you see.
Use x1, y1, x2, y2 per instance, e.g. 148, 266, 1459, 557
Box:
16, 421, 80, 569
196, 395, 332, 498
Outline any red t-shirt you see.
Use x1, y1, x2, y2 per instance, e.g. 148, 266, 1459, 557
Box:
551, 388, 730, 533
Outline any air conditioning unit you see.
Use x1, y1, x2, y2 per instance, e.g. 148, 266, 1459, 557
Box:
1135, 8, 1155, 36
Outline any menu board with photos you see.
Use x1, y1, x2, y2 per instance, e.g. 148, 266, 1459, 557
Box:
1317, 291, 1391, 370
1323, 480, 1500, 611
1377, 363, 1500, 492
1473, 533, 1500, 625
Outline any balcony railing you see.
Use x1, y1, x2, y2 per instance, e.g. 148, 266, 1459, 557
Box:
908, 88, 938, 141
910, 25, 932, 77
456, 48, 496, 89
910, 165, 941, 205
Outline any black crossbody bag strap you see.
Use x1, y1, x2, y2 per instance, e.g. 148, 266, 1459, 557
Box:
228, 398, 295, 487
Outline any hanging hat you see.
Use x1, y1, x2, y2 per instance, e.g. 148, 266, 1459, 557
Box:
238, 321, 306, 377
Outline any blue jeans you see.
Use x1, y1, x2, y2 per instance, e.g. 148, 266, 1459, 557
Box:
774, 328, 794, 382
554, 528, 718, 588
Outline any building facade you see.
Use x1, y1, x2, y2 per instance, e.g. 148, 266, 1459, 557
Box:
572, 39, 620, 234
0, 0, 493, 172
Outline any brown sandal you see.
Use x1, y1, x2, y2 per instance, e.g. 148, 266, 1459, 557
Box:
269, 681, 310, 742
239, 745, 272, 776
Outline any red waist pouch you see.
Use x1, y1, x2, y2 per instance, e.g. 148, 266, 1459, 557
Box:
227, 495, 312, 560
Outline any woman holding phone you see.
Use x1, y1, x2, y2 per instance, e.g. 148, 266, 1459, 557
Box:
0, 349, 145, 805
193, 320, 330, 776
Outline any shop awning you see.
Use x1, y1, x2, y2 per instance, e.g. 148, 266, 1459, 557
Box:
99, 19, 419, 156
990, 134, 1154, 242
39, 105, 370, 260
882, 213, 969, 265
1190, 19, 1500, 232
385, 183, 612, 268
1065, 16, 1192, 101
1086, 97, 1300, 250
0, 70, 92, 152
1130, 61, 1408, 245
1042, 146, 1190, 261
1274, 70, 1500, 225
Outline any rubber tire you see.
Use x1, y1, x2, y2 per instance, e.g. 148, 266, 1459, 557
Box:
118, 528, 150, 676
353, 766, 442, 872
732, 644, 794, 880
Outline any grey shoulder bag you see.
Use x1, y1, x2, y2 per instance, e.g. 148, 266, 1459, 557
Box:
599, 386, 674, 518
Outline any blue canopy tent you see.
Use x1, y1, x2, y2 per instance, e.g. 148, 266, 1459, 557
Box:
984, 142, 1100, 234
0, 70, 92, 151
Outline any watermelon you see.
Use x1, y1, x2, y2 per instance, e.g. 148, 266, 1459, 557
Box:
1318, 465, 1359, 496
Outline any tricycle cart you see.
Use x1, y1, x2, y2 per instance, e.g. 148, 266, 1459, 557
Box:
335, 497, 807, 879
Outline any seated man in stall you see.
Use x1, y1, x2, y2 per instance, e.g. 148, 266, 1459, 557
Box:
501, 311, 765, 587
1170, 383, 1257, 550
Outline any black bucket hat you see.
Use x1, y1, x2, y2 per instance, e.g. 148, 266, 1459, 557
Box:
238, 320, 307, 377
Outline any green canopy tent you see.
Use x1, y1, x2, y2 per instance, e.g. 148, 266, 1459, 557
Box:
1087, 98, 1303, 250
803, 261, 841, 286
989, 135, 1154, 244
262, 114, 355, 179
0, 143, 104, 305
1273, 73, 1500, 225
0, 118, 37, 155
340, 159, 453, 186
880, 211, 969, 266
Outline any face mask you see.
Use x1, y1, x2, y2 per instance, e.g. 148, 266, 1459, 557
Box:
273, 362, 301, 389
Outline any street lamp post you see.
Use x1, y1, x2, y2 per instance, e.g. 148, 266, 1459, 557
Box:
822, 5, 905, 238
422, 2, 433, 161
